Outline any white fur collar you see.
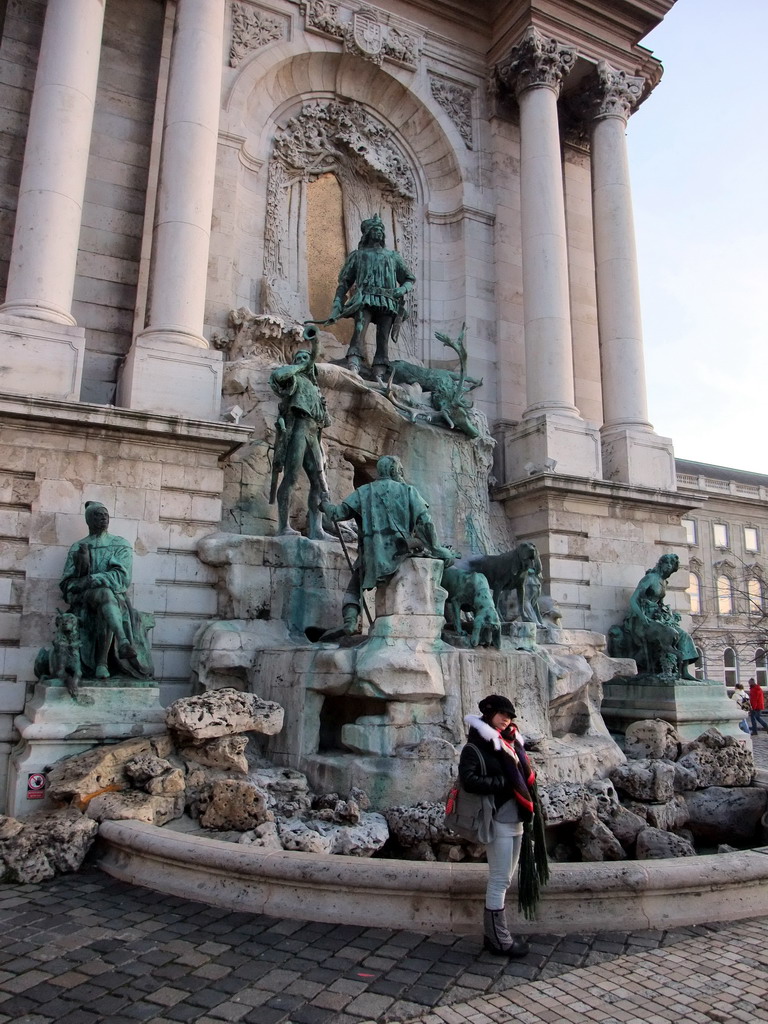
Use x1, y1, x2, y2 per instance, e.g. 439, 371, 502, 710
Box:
464, 714, 501, 749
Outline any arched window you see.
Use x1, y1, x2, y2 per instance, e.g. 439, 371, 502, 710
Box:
694, 646, 706, 680
723, 647, 738, 687
687, 572, 701, 615
717, 575, 733, 615
756, 649, 767, 687
748, 578, 763, 615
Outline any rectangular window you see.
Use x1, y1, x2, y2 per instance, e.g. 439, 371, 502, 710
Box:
713, 523, 729, 548
745, 527, 759, 552
681, 518, 697, 545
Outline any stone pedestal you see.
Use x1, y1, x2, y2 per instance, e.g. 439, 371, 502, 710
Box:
502, 412, 602, 484
354, 558, 448, 702
601, 678, 745, 743
117, 335, 224, 420
503, 620, 537, 651
0, 314, 85, 401
601, 426, 676, 490
7, 681, 166, 817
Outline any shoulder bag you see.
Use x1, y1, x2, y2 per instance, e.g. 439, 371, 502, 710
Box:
444, 742, 495, 844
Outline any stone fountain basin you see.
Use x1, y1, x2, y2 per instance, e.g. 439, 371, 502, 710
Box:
97, 820, 768, 935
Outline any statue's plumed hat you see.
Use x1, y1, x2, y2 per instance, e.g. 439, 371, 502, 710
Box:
84, 500, 109, 521
360, 213, 384, 236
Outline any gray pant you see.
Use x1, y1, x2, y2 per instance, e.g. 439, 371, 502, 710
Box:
485, 820, 523, 910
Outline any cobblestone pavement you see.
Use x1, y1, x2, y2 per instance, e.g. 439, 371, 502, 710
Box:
1, 866, 765, 1024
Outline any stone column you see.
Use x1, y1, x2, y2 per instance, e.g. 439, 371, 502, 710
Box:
0, 0, 105, 399
589, 62, 675, 488
495, 28, 601, 482
118, 0, 224, 420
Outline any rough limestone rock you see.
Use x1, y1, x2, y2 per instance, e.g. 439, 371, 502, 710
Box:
86, 790, 184, 826
540, 782, 590, 825
179, 735, 249, 773
385, 802, 451, 847
0, 809, 98, 883
124, 756, 185, 796
574, 808, 626, 861
166, 688, 283, 740
677, 732, 754, 788
0, 815, 24, 840
635, 826, 696, 859
199, 779, 271, 831
624, 720, 682, 761
610, 760, 675, 803
249, 767, 312, 817
587, 650, 637, 684
404, 840, 437, 861
625, 796, 689, 832
278, 818, 335, 855
311, 794, 362, 825
184, 766, 243, 819
238, 821, 283, 852
327, 812, 389, 857
597, 803, 646, 848
47, 735, 173, 804
684, 787, 768, 843
398, 738, 457, 760
672, 761, 699, 793
436, 843, 466, 863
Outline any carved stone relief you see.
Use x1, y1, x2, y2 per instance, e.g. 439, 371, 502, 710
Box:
300, 0, 422, 69
230, 2, 287, 66
263, 100, 419, 359
429, 76, 473, 149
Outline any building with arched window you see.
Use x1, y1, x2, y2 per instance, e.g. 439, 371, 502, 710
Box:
677, 458, 768, 686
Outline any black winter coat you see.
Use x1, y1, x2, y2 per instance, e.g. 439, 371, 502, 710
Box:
458, 727, 516, 815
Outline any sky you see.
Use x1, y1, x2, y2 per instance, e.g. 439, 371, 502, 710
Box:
627, 0, 768, 474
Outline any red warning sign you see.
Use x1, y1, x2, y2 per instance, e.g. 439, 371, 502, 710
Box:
27, 773, 46, 799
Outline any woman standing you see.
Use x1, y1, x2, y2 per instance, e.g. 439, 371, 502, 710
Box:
459, 694, 547, 956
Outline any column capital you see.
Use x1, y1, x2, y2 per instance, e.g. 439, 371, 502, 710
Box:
495, 26, 576, 99
588, 61, 645, 124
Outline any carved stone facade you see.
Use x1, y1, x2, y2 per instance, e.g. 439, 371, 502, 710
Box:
429, 76, 473, 148
263, 100, 419, 359
229, 2, 287, 67
0, 0, 688, 812
300, 0, 422, 68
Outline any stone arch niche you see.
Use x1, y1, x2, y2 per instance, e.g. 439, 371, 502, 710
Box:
218, 46, 466, 368
264, 97, 421, 361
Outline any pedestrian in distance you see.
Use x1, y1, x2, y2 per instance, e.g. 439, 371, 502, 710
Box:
731, 682, 752, 734
748, 678, 768, 735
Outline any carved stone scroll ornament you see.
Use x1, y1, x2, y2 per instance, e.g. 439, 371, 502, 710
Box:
429, 77, 473, 149
300, 0, 422, 69
264, 100, 419, 357
494, 25, 576, 98
229, 2, 285, 67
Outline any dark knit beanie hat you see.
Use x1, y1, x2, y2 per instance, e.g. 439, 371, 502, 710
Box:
478, 694, 516, 718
